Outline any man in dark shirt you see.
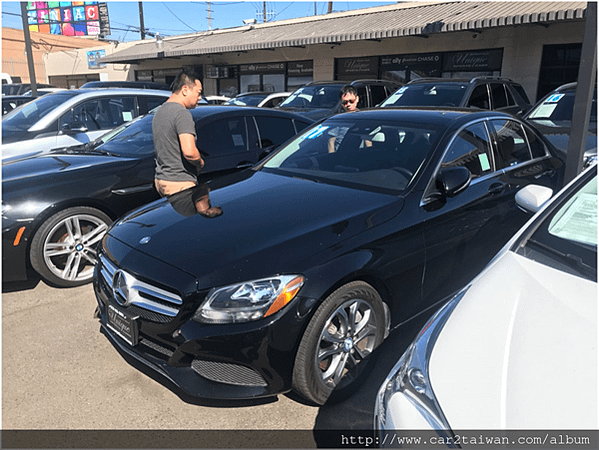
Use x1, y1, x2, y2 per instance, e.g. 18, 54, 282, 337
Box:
153, 69, 205, 197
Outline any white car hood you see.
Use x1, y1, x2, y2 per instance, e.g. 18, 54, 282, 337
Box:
429, 251, 597, 430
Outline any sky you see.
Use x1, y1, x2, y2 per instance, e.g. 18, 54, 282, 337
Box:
1, 1, 397, 42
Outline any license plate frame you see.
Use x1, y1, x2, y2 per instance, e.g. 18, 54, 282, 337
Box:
107, 304, 139, 346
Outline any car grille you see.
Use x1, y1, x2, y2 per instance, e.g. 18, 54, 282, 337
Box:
191, 359, 267, 387
98, 254, 183, 323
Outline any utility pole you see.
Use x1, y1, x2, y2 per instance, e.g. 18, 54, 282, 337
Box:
207, 1, 212, 30
263, 1, 267, 22
139, 2, 146, 39
328, 2, 333, 13
20, 2, 37, 95
564, 1, 597, 182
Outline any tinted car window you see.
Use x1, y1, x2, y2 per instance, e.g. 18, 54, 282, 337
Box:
491, 119, 532, 167
441, 122, 494, 177
279, 85, 342, 109
512, 84, 531, 103
139, 96, 168, 115
197, 117, 248, 156
525, 126, 548, 159
468, 84, 490, 109
98, 114, 154, 157
254, 116, 297, 148
3, 91, 77, 130
381, 84, 468, 107
356, 86, 368, 109
490, 83, 509, 109
370, 85, 389, 106
264, 120, 439, 194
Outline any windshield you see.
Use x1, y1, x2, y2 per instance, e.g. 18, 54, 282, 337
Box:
224, 94, 267, 106
2, 91, 77, 131
262, 118, 439, 194
528, 90, 597, 124
97, 114, 154, 157
517, 170, 597, 281
380, 83, 468, 107
278, 85, 343, 109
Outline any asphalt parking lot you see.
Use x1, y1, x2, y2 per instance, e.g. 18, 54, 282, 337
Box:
2, 275, 429, 448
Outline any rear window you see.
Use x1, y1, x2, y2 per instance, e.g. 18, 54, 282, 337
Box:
380, 83, 468, 108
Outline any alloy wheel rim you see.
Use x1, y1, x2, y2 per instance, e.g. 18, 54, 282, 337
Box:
42, 214, 108, 282
315, 298, 378, 389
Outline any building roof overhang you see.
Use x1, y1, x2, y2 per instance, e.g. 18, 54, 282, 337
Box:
100, 1, 588, 64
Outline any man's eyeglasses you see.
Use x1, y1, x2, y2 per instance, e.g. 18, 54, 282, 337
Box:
342, 98, 357, 105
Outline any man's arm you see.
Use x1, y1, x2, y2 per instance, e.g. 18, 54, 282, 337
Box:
179, 133, 204, 168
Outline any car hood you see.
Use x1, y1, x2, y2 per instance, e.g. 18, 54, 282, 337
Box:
2, 150, 119, 183
108, 170, 403, 288
429, 251, 597, 429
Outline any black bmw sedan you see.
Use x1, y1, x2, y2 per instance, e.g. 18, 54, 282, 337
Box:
93, 108, 564, 405
2, 106, 312, 287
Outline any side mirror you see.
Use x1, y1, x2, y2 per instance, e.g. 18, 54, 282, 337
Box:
436, 167, 471, 197
61, 122, 88, 133
515, 185, 553, 214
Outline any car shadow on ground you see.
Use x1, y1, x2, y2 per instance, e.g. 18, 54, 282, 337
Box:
2, 273, 42, 292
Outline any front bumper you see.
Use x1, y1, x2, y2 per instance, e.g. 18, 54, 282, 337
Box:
93, 255, 313, 400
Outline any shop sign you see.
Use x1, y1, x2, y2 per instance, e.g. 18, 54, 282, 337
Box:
287, 61, 313, 76
381, 52, 442, 70
336, 57, 378, 78
240, 63, 286, 74
87, 49, 106, 69
443, 49, 503, 72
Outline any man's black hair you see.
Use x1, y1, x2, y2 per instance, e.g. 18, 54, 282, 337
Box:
171, 69, 202, 93
339, 85, 358, 98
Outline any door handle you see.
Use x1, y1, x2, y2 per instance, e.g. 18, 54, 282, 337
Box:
488, 182, 505, 195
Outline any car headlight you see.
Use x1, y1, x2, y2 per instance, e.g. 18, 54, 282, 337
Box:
193, 275, 304, 324
374, 287, 468, 433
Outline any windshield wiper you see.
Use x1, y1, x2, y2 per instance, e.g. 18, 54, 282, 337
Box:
527, 238, 596, 281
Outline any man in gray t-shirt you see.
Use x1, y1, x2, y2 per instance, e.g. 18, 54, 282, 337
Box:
153, 69, 205, 197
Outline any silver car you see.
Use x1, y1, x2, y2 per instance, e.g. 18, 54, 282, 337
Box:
2, 88, 170, 160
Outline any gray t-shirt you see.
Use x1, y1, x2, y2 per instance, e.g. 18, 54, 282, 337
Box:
153, 102, 197, 182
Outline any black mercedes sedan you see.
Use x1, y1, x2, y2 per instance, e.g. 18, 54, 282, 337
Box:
2, 106, 312, 287
93, 108, 564, 405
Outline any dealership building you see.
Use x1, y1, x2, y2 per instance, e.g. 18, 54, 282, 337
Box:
44, 1, 592, 102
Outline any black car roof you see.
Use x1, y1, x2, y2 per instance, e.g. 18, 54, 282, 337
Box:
189, 105, 313, 121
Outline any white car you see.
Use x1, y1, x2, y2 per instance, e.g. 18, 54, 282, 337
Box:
2, 88, 170, 160
375, 164, 597, 438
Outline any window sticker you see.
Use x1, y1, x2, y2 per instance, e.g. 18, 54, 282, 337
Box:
546, 94, 565, 103
304, 125, 329, 140
549, 193, 597, 246
232, 134, 244, 146
478, 153, 491, 172
122, 111, 133, 122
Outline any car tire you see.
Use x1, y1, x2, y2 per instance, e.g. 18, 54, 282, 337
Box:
30, 207, 112, 287
292, 281, 387, 405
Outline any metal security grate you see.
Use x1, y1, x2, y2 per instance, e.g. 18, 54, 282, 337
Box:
191, 359, 267, 387
99, 255, 183, 320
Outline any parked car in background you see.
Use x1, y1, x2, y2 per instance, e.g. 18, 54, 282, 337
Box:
2, 88, 170, 160
93, 108, 563, 406
258, 92, 291, 108
2, 82, 57, 96
204, 95, 231, 105
375, 162, 596, 435
2, 106, 313, 287
278, 79, 401, 120
22, 88, 67, 96
2, 95, 35, 115
524, 82, 597, 166
223, 91, 276, 106
80, 80, 171, 90
380, 77, 532, 116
